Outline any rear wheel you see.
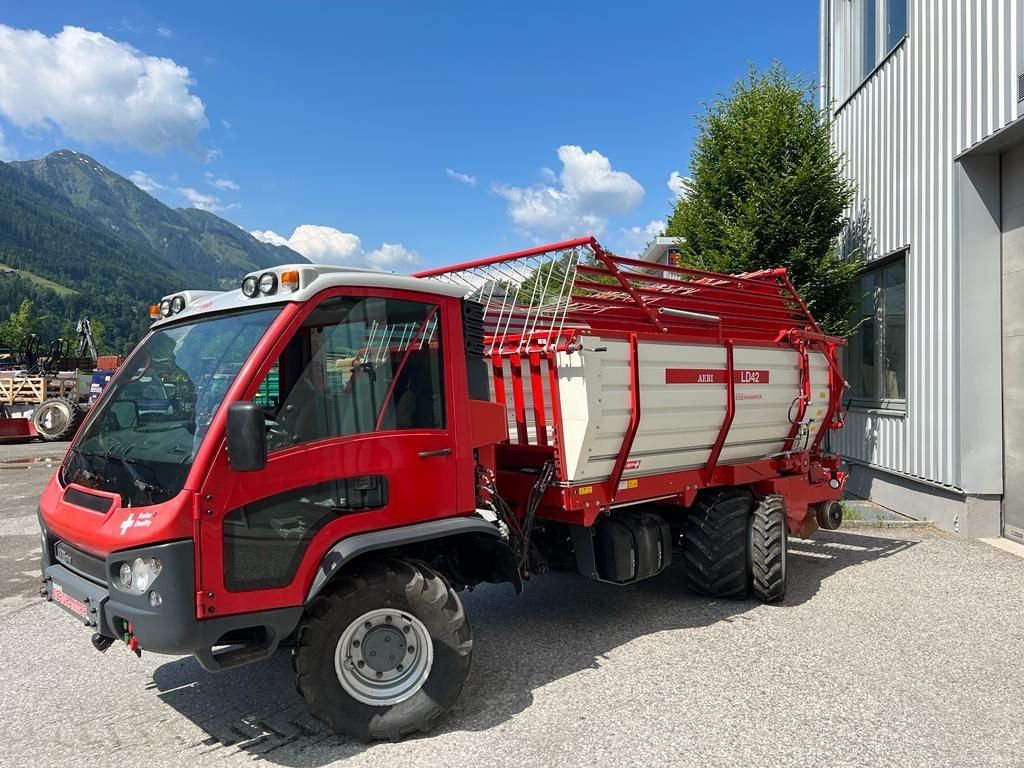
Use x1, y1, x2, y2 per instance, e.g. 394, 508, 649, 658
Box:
32, 397, 83, 441
682, 489, 753, 598
750, 495, 788, 602
293, 558, 472, 742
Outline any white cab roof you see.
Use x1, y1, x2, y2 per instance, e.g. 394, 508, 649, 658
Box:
151, 264, 470, 328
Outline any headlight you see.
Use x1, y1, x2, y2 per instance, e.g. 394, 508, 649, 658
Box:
115, 557, 162, 594
159, 299, 172, 317
258, 272, 277, 295
131, 557, 162, 593
241, 275, 260, 298
170, 295, 186, 314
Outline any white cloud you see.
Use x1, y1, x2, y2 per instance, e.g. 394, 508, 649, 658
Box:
252, 225, 422, 271
250, 229, 289, 247
0, 127, 14, 161
620, 219, 665, 256
129, 170, 163, 192
204, 172, 239, 191
178, 186, 236, 212
668, 171, 691, 201
156, 26, 174, 38
494, 145, 644, 237
0, 25, 208, 154
445, 168, 477, 187
365, 243, 421, 270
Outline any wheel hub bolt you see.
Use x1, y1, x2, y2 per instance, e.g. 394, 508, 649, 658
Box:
397, 664, 403, 672
403, 626, 411, 634
376, 671, 383, 679
364, 621, 372, 629
353, 640, 360, 648
385, 616, 392, 623
408, 646, 414, 653
357, 661, 365, 668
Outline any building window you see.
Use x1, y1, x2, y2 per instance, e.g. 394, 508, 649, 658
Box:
846, 254, 906, 408
837, 0, 907, 100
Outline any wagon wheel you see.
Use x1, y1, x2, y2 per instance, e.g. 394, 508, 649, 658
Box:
32, 398, 84, 442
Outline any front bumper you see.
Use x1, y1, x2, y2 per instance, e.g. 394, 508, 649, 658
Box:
39, 529, 301, 671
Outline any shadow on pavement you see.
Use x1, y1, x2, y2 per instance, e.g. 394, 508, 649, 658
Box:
150, 528, 916, 765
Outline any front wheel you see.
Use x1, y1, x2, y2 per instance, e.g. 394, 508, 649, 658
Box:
293, 558, 472, 742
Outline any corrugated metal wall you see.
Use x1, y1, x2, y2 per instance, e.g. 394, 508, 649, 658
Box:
823, 0, 1021, 487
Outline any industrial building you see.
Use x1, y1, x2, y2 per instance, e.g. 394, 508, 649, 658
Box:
816, 0, 1022, 538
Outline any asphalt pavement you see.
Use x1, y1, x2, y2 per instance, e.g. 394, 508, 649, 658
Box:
1, 440, 1023, 767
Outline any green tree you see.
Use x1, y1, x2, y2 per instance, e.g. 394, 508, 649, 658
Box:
0, 298, 38, 349
665, 63, 860, 336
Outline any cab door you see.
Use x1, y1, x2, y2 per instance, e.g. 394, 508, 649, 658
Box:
198, 290, 459, 618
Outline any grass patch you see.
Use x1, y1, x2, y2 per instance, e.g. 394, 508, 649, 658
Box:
840, 502, 861, 521
0, 265, 77, 296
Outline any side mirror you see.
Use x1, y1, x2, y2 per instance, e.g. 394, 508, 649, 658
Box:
226, 401, 267, 472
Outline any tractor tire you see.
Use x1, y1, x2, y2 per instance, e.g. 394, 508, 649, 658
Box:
682, 489, 753, 598
292, 558, 472, 742
32, 398, 84, 442
750, 495, 788, 603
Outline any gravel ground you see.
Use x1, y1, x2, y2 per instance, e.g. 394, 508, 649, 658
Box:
1, 441, 1023, 767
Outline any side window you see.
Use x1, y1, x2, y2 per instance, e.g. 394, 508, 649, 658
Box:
256, 295, 445, 451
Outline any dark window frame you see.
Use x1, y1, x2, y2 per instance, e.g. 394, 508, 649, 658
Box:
845, 248, 908, 414
833, 0, 908, 112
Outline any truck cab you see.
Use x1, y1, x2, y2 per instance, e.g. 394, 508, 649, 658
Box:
39, 265, 514, 740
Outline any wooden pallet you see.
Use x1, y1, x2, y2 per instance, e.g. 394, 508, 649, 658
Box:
0, 376, 77, 405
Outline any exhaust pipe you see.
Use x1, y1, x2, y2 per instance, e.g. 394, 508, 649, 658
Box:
816, 501, 843, 530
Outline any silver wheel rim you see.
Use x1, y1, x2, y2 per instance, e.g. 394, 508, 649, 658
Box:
334, 608, 433, 706
36, 402, 69, 434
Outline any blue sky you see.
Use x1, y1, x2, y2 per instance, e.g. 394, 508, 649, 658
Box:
0, 2, 819, 271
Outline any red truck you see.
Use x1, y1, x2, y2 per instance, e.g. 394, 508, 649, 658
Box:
38, 237, 847, 741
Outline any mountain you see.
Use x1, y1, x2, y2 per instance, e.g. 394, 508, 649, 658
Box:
0, 150, 306, 351
10, 150, 303, 283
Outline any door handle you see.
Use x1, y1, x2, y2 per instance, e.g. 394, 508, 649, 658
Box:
417, 448, 452, 458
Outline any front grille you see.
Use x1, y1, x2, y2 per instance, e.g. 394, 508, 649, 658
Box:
54, 540, 107, 584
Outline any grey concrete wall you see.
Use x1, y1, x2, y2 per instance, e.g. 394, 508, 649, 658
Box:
1003, 144, 1024, 542
845, 462, 1001, 537
957, 157, 1004, 495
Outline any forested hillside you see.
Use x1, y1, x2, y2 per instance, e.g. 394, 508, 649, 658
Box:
0, 151, 305, 352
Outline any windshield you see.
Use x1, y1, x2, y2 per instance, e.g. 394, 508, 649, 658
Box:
61, 308, 280, 506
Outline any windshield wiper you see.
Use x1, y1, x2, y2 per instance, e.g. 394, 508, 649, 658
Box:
80, 449, 167, 505
62, 446, 102, 487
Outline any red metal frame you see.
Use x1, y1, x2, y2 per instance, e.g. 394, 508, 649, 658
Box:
608, 334, 641, 500
702, 340, 736, 484
426, 237, 848, 533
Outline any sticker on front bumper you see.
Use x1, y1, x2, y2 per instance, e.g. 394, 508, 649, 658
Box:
52, 584, 87, 618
